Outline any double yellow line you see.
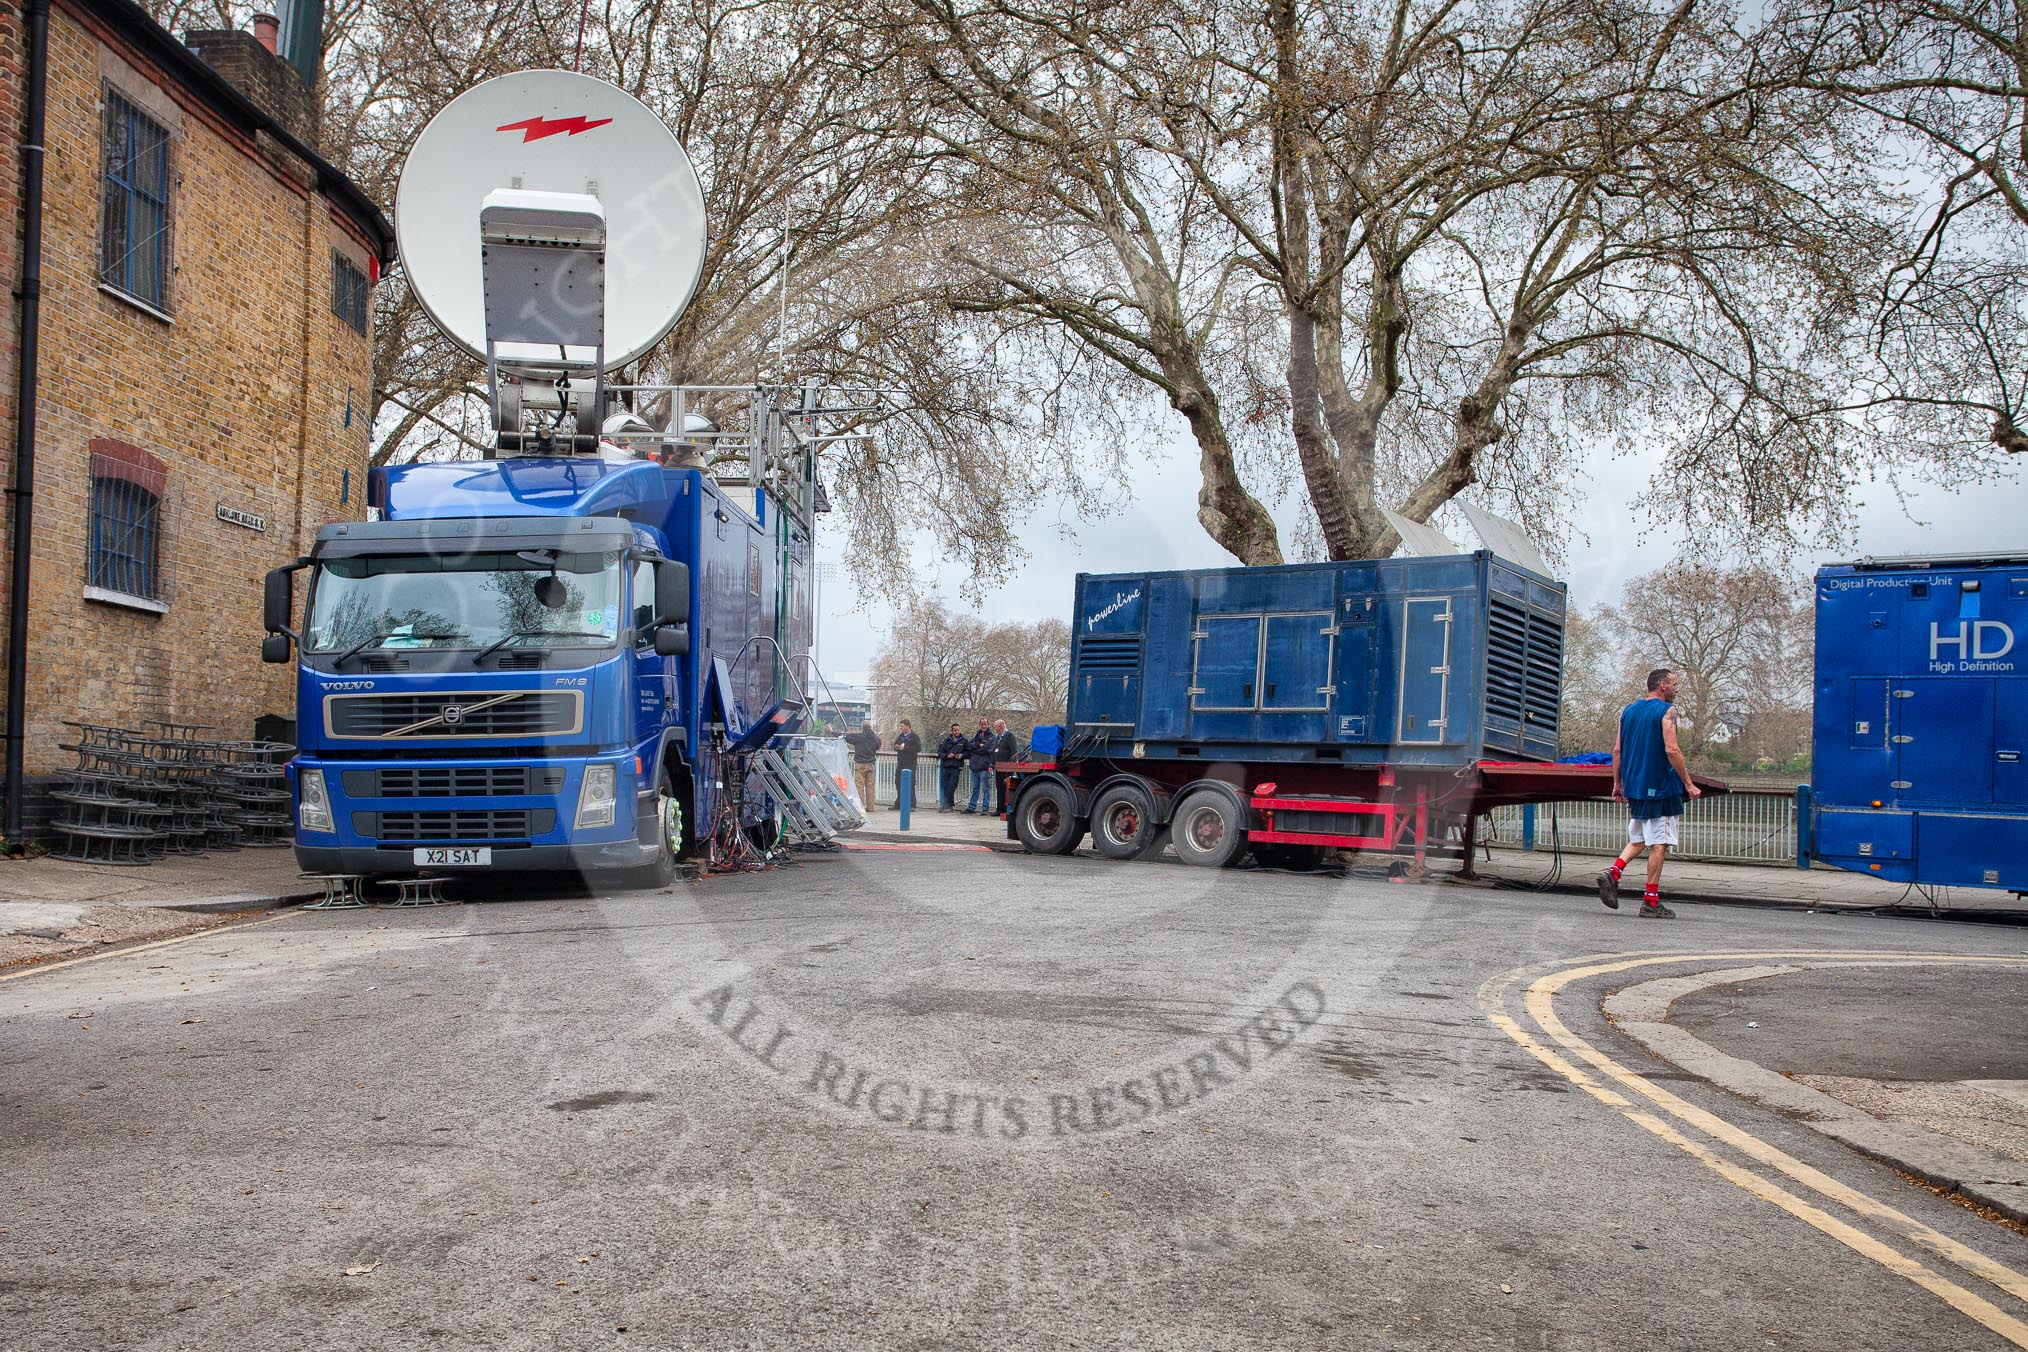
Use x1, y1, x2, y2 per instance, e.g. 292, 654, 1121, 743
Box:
1480, 950, 2028, 1347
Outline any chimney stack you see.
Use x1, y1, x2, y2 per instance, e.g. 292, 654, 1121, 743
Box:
251, 13, 279, 53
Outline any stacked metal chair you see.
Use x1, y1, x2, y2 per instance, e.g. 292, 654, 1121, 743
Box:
46, 723, 294, 864
49, 722, 172, 864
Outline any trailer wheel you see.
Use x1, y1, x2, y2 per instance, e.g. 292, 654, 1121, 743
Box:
1170, 789, 1247, 869
1091, 784, 1161, 861
1014, 780, 1084, 856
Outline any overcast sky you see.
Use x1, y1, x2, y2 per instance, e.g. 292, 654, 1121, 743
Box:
812, 428, 2027, 687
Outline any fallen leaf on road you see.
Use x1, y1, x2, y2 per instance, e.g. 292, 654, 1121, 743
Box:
66, 1012, 89, 1019
181, 1019, 202, 1026
1500, 1283, 1513, 1295
342, 1262, 379, 1277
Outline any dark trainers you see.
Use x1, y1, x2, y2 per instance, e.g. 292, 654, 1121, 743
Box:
1596, 870, 1621, 910
1638, 900, 1676, 920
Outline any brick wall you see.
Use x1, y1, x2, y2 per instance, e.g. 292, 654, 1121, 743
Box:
0, 1, 375, 785
182, 28, 317, 146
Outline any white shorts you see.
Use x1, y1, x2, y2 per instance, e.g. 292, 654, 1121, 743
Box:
1628, 815, 1681, 847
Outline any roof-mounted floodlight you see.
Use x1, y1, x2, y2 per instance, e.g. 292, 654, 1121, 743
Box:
394, 69, 707, 456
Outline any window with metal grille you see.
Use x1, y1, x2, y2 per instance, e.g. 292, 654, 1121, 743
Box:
89, 472, 164, 602
332, 253, 369, 334
100, 91, 171, 310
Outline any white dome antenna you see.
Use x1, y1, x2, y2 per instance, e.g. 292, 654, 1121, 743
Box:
394, 70, 707, 454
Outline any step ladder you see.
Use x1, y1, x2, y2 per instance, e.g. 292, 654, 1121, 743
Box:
746, 736, 864, 846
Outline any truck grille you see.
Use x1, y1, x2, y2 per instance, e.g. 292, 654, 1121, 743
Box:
355, 809, 556, 841
341, 767, 567, 798
325, 691, 582, 739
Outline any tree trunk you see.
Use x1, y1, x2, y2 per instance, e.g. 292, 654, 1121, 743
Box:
1174, 373, 1284, 565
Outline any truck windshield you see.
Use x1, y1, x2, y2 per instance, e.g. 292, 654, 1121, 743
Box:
304, 550, 625, 655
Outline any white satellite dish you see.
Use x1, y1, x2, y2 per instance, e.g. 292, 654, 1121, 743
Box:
394, 69, 706, 372
1382, 508, 1461, 559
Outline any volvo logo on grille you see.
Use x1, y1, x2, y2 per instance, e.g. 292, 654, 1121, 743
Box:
442, 704, 465, 725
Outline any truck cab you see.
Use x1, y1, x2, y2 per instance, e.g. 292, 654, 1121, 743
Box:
267, 451, 801, 885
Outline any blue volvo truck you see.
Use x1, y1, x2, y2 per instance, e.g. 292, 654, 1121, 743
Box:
262, 439, 817, 885
1803, 552, 2026, 893
1006, 550, 1631, 869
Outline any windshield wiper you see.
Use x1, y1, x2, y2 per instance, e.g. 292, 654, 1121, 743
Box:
472, 630, 611, 665
333, 627, 457, 666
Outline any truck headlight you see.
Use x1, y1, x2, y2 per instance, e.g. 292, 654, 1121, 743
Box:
299, 768, 334, 834
576, 763, 618, 829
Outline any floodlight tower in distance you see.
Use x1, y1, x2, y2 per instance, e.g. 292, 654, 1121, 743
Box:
394, 69, 706, 453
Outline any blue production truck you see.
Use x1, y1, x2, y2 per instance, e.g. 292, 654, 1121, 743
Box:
256, 71, 866, 885
262, 439, 817, 885
1005, 550, 1662, 869
1802, 552, 2027, 893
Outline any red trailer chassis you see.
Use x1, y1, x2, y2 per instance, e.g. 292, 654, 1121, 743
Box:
999, 759, 1728, 873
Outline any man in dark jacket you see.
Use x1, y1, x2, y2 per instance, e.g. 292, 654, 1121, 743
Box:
964, 718, 995, 813
892, 719, 921, 812
991, 719, 1018, 815
846, 722, 881, 810
936, 722, 967, 812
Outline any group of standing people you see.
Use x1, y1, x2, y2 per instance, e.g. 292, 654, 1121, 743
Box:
842, 716, 1019, 816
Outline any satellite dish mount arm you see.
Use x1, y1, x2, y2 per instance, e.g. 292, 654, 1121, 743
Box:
479, 188, 608, 455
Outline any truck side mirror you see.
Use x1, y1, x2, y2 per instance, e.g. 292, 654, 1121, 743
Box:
263, 567, 295, 636
261, 633, 293, 664
655, 560, 690, 626
654, 626, 690, 657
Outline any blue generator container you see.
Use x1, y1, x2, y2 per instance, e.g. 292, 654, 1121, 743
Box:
1809, 553, 2028, 891
1068, 551, 1566, 767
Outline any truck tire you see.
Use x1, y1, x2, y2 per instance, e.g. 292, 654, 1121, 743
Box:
1170, 788, 1247, 868
626, 777, 683, 889
1091, 783, 1161, 861
1014, 780, 1084, 855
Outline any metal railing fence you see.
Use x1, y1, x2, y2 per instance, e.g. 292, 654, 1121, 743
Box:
1484, 789, 1799, 866
854, 750, 1801, 862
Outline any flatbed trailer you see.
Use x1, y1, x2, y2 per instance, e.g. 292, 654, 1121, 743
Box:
1001, 757, 1728, 873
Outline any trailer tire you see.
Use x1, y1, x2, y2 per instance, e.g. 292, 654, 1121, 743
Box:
1014, 780, 1084, 856
1170, 788, 1247, 869
1091, 783, 1161, 861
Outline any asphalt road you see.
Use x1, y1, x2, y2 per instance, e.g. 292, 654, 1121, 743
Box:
6, 845, 2028, 1350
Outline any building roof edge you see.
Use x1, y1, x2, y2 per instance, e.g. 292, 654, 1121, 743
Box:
72, 0, 395, 264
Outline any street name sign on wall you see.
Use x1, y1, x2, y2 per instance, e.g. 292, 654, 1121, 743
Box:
216, 504, 267, 532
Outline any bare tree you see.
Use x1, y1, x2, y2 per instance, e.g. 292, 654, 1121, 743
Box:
993, 618, 1071, 724
1594, 562, 1812, 765
1757, 0, 2028, 458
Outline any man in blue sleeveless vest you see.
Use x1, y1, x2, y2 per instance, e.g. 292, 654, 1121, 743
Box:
1598, 668, 1702, 918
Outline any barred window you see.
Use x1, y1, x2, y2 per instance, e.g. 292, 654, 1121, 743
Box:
100, 91, 171, 311
332, 253, 369, 334
87, 445, 167, 604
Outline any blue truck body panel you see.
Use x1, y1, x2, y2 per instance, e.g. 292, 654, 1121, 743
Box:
1809, 555, 2028, 891
1067, 552, 1566, 766
288, 455, 802, 875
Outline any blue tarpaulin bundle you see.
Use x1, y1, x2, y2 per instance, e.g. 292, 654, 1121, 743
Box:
1558, 752, 1611, 765
1029, 724, 1065, 757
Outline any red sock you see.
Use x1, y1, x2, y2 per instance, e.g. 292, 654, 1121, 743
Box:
1643, 885, 1660, 906
1609, 858, 1626, 881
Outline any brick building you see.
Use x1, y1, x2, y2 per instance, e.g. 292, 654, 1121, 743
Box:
0, 0, 393, 838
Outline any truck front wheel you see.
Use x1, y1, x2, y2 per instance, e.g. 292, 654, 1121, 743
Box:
627, 777, 683, 889
1014, 780, 1084, 856
1170, 788, 1247, 868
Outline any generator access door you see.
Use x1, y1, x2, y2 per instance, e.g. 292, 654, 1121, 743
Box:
1893, 678, 1994, 807
1396, 597, 1453, 745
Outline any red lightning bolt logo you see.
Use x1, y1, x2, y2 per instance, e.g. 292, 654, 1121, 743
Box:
495, 115, 614, 143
